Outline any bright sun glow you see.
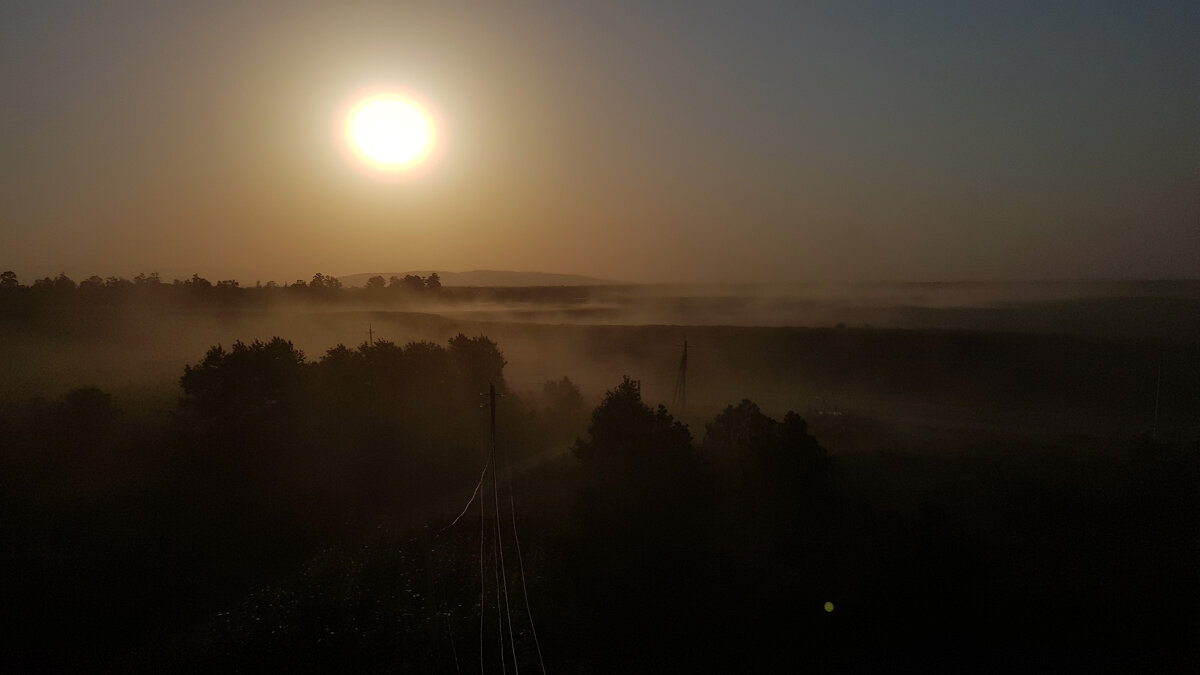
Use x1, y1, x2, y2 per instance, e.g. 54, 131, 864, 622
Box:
344, 93, 434, 172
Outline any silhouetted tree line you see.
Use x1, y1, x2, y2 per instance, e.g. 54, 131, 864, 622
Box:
0, 269, 630, 322
170, 333, 545, 524
0, 270, 445, 316
361, 272, 442, 295
2, 331, 1198, 671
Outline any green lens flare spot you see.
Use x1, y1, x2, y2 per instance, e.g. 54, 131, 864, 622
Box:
824, 601, 834, 613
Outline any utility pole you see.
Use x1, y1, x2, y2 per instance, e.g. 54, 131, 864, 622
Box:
479, 383, 503, 476
672, 338, 690, 411
367, 323, 375, 346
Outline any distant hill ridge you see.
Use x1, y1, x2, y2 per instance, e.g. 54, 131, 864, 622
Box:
338, 270, 623, 288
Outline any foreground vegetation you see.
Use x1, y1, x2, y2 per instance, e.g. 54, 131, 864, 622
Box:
1, 326, 1197, 672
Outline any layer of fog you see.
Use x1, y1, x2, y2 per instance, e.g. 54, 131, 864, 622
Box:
4, 278, 1198, 444
425, 280, 1200, 336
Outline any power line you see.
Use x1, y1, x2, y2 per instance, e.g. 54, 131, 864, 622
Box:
439, 455, 491, 534
442, 384, 548, 672
486, 384, 520, 674
505, 455, 547, 674
491, 464, 507, 675
479, 444, 487, 674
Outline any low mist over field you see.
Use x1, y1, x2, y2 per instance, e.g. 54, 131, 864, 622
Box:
4, 274, 1198, 411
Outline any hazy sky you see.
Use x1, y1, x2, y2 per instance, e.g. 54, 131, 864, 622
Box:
2, 0, 1197, 284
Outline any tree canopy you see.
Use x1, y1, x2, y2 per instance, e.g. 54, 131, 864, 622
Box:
572, 376, 692, 475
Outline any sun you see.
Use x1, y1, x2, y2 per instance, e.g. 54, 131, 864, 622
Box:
344, 93, 435, 173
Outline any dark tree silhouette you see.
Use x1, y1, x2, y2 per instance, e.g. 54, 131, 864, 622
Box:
543, 376, 585, 444
0, 271, 29, 315
544, 376, 583, 413
703, 399, 828, 537
304, 273, 343, 300
702, 399, 776, 459
32, 273, 76, 296
424, 272, 441, 292
402, 274, 425, 294
567, 377, 713, 659
780, 410, 826, 471
180, 337, 308, 422
49, 386, 122, 443
184, 273, 212, 289
572, 376, 692, 473
447, 333, 506, 394
364, 275, 386, 294
704, 399, 826, 471
399, 340, 450, 385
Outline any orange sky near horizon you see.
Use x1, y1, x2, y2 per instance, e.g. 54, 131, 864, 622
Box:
1, 1, 1197, 286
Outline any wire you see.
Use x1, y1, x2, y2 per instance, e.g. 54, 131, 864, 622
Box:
440, 454, 492, 535
507, 491, 547, 674
499, 425, 547, 674
479, 456, 487, 674
492, 432, 519, 674
496, 420, 544, 667
491, 468, 507, 675
456, 385, 547, 673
